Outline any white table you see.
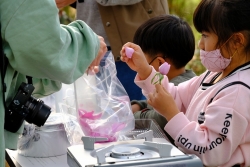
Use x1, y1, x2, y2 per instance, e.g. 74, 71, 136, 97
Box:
6, 149, 69, 167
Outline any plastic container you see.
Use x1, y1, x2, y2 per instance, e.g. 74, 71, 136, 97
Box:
118, 119, 168, 141
17, 113, 71, 157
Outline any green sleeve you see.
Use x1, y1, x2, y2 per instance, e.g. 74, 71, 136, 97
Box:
131, 100, 150, 110
1, 0, 100, 84
1, 0, 100, 153
31, 79, 62, 99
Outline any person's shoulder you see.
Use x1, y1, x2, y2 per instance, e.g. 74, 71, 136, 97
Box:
226, 64, 250, 86
184, 69, 197, 78
170, 69, 196, 85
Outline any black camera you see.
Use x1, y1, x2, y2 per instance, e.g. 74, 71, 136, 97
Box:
4, 82, 51, 133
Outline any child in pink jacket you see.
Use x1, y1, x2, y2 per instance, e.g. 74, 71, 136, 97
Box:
120, 0, 250, 166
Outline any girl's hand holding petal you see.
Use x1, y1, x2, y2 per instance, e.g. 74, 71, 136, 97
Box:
125, 47, 134, 59
120, 42, 145, 71
120, 42, 152, 80
147, 84, 179, 121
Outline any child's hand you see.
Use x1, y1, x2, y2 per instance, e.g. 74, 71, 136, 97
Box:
131, 104, 141, 113
120, 42, 152, 80
120, 42, 146, 71
147, 84, 179, 121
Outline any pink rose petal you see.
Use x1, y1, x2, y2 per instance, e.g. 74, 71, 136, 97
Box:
125, 47, 134, 58
159, 62, 171, 75
79, 117, 123, 142
79, 109, 102, 119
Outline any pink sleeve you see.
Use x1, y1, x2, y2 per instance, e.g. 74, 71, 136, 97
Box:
165, 86, 249, 166
135, 66, 203, 112
135, 68, 250, 166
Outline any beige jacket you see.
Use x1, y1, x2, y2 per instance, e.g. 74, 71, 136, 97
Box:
98, 0, 169, 61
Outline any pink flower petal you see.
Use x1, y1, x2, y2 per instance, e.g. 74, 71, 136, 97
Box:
159, 62, 171, 75
79, 109, 102, 119
79, 118, 119, 142
125, 47, 134, 58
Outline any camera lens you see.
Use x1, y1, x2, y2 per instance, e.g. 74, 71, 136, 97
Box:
25, 97, 51, 127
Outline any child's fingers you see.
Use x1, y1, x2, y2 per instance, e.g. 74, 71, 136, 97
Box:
120, 47, 128, 62
120, 55, 129, 62
162, 85, 168, 93
155, 84, 163, 93
123, 42, 141, 52
155, 83, 168, 93
147, 93, 154, 105
120, 46, 125, 56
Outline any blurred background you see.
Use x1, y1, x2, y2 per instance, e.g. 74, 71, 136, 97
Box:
58, 0, 206, 75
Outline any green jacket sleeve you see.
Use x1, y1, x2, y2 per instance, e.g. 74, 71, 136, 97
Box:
0, 0, 100, 152
31, 78, 62, 98
1, 0, 100, 84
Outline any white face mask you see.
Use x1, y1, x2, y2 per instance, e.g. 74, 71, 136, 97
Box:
200, 49, 232, 72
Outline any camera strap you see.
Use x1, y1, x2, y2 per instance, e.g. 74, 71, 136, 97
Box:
26, 76, 33, 85
0, 27, 8, 110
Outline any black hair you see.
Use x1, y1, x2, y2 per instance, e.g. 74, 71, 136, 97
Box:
133, 14, 195, 69
193, 0, 250, 52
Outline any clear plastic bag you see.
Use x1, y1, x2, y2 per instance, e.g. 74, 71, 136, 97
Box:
73, 52, 135, 142
59, 85, 84, 145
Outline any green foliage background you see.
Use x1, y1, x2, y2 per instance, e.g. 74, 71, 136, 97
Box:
60, 0, 206, 75
168, 0, 206, 75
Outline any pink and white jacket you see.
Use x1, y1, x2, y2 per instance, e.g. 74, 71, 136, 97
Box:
135, 63, 250, 167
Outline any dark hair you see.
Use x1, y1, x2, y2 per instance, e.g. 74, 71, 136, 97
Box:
133, 15, 195, 69
193, 0, 250, 51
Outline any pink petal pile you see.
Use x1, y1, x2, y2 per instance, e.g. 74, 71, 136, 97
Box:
78, 109, 125, 142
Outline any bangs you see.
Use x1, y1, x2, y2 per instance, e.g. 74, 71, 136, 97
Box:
193, 0, 221, 34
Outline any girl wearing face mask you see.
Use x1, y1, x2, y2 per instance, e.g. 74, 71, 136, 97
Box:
119, 0, 250, 166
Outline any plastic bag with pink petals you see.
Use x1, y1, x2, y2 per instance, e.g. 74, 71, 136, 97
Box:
72, 52, 134, 142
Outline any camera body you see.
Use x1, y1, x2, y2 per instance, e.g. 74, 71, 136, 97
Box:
4, 82, 51, 133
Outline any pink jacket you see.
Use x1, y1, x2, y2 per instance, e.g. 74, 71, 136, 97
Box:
135, 64, 250, 167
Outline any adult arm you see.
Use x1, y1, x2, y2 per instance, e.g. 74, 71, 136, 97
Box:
1, 0, 100, 84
